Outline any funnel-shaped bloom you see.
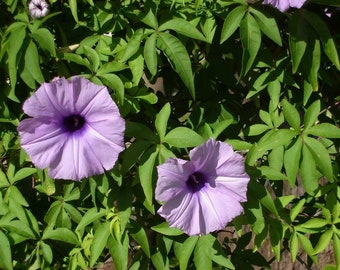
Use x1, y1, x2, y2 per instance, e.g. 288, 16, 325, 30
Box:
29, 0, 49, 18
155, 138, 250, 236
18, 77, 125, 181
263, 0, 306, 12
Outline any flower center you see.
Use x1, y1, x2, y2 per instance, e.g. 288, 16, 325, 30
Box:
36, 4, 42, 10
63, 115, 85, 132
186, 172, 206, 192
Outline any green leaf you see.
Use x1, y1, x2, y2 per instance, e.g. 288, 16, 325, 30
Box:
290, 231, 298, 262
138, 147, 158, 205
69, 0, 79, 22
30, 28, 56, 57
0, 231, 13, 270
98, 73, 125, 105
312, 229, 333, 255
129, 53, 144, 86
288, 13, 309, 73
61, 53, 90, 68
240, 12, 261, 77
144, 33, 158, 76
129, 223, 151, 258
334, 234, 340, 267
249, 7, 282, 46
156, 32, 195, 99
40, 242, 53, 265
158, 18, 206, 41
12, 167, 36, 183
305, 123, 340, 138
174, 236, 199, 270
258, 166, 287, 181
1, 220, 36, 239
155, 103, 171, 140
76, 208, 106, 231
151, 222, 183, 236
281, 99, 301, 131
297, 233, 315, 257
121, 140, 152, 174
83, 45, 100, 72
7, 24, 26, 102
5, 186, 28, 206
220, 5, 247, 44
121, 29, 144, 62
304, 100, 320, 129
290, 198, 306, 221
301, 38, 320, 90
141, 9, 158, 29
43, 228, 79, 245
194, 235, 212, 270
304, 136, 333, 182
164, 127, 205, 148
24, 40, 45, 84
90, 222, 111, 266
97, 61, 126, 74
108, 233, 129, 270
200, 11, 217, 44
243, 124, 270, 136
284, 136, 302, 186
300, 143, 319, 194
301, 9, 340, 70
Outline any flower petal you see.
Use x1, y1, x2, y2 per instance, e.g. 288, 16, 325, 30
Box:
189, 138, 237, 176
18, 118, 67, 169
83, 122, 125, 170
158, 192, 206, 236
48, 131, 104, 180
155, 158, 194, 202
198, 187, 245, 233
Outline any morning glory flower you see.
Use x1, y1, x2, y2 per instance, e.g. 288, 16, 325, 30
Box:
263, 0, 306, 12
28, 0, 49, 19
18, 76, 125, 181
155, 138, 250, 236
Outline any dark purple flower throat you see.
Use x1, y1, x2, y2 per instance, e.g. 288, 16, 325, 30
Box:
186, 172, 206, 192
63, 115, 85, 132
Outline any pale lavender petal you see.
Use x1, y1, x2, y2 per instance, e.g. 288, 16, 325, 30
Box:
18, 119, 67, 169
189, 138, 236, 176
48, 131, 104, 180
158, 192, 205, 236
289, 0, 306, 8
198, 187, 245, 233
155, 158, 194, 202
18, 76, 125, 181
263, 0, 290, 12
155, 138, 250, 236
84, 122, 125, 170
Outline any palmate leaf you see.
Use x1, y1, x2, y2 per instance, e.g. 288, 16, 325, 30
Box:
288, 13, 311, 73
158, 18, 206, 41
220, 5, 247, 44
90, 222, 111, 266
144, 32, 158, 76
281, 99, 301, 131
138, 146, 158, 205
156, 32, 195, 98
30, 28, 56, 57
174, 236, 199, 270
300, 143, 319, 194
0, 231, 12, 270
301, 9, 340, 70
240, 12, 261, 77
249, 7, 282, 46
304, 136, 333, 182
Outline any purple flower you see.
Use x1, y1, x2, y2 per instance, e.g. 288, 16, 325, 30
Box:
263, 0, 306, 12
155, 138, 250, 236
18, 76, 125, 181
28, 0, 49, 18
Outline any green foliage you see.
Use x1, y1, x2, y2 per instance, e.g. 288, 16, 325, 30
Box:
0, 0, 340, 269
